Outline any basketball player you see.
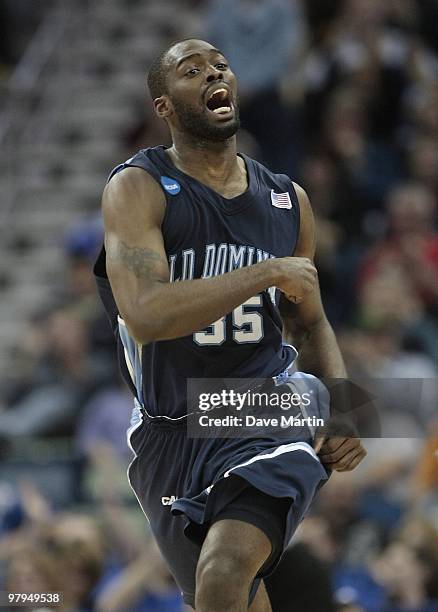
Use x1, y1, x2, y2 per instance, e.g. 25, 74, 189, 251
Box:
94, 39, 366, 612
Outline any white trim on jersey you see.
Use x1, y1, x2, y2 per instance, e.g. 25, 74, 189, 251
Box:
126, 400, 150, 522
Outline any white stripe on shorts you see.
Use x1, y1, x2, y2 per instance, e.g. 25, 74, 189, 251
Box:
223, 440, 319, 479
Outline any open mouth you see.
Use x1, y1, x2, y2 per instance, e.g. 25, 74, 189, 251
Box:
205, 88, 233, 115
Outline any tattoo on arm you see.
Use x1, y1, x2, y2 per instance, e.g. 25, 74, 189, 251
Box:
110, 241, 166, 280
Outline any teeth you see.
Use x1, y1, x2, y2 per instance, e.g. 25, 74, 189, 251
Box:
213, 106, 231, 114
209, 88, 227, 99
206, 88, 230, 109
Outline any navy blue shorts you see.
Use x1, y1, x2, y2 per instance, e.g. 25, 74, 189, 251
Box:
127, 398, 329, 606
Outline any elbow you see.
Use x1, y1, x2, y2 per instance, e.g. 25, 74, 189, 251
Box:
119, 288, 172, 344
129, 326, 154, 345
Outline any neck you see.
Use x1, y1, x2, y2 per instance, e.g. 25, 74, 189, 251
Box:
167, 132, 240, 182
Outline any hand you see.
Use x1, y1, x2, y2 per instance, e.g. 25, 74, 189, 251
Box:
272, 257, 317, 304
314, 436, 367, 472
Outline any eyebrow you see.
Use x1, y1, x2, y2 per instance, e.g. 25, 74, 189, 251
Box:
176, 49, 224, 69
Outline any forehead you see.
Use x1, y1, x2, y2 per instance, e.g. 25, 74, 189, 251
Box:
166, 40, 222, 68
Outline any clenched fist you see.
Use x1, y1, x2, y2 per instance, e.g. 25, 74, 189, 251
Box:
271, 257, 318, 304
314, 436, 367, 472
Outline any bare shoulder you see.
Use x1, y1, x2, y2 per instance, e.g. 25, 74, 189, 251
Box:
292, 181, 316, 258
292, 181, 312, 215
102, 167, 166, 228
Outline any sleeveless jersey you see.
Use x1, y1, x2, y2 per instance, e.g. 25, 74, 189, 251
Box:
94, 146, 300, 419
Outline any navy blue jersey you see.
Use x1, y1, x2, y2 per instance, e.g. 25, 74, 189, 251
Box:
94, 146, 300, 418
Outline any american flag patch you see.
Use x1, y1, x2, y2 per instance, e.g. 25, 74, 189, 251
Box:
270, 189, 292, 209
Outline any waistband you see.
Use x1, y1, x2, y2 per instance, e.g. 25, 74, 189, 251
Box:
141, 407, 189, 429
135, 370, 300, 428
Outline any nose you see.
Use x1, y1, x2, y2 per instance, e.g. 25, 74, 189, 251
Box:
206, 66, 223, 82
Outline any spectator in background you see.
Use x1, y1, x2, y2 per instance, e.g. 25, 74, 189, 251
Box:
0, 306, 110, 439
406, 136, 438, 204
358, 183, 438, 328
332, 535, 438, 612
44, 514, 106, 611
75, 380, 133, 464
62, 216, 115, 357
95, 540, 184, 612
299, 150, 364, 325
303, 0, 419, 141
372, 538, 438, 611
2, 512, 106, 611
5, 542, 65, 611
0, 215, 119, 442
296, 469, 438, 611
322, 85, 400, 220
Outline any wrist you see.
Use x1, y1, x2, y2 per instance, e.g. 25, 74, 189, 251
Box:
264, 259, 283, 286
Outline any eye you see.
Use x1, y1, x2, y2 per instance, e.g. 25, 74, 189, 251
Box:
185, 67, 200, 77
215, 63, 228, 70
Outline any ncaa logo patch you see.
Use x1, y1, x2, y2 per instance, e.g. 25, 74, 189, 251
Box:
161, 175, 181, 195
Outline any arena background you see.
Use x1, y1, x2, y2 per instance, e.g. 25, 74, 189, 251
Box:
0, 1, 437, 610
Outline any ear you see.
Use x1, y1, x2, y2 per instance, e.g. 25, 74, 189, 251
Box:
154, 95, 172, 119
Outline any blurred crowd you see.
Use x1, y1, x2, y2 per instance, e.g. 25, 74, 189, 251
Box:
1, 0, 437, 610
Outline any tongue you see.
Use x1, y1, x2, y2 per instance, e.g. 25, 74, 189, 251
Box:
213, 106, 231, 114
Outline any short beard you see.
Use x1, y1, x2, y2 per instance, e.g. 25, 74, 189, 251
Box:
171, 97, 240, 143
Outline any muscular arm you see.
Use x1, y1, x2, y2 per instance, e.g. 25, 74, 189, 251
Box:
280, 185, 367, 471
279, 183, 346, 378
103, 168, 315, 344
